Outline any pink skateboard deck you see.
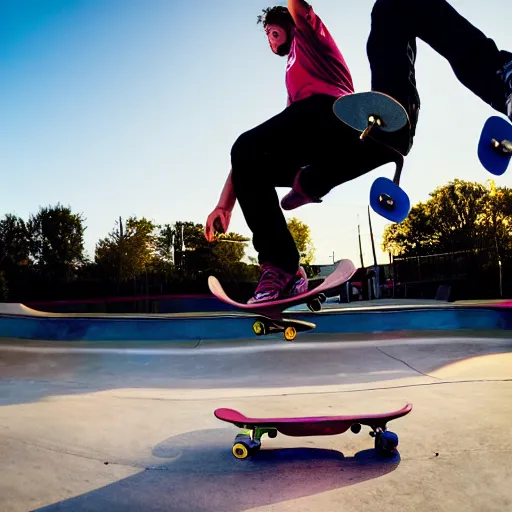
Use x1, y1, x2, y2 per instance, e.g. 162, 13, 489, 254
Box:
208, 259, 356, 340
215, 403, 413, 459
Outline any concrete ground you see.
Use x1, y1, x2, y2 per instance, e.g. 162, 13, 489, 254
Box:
1, 332, 512, 512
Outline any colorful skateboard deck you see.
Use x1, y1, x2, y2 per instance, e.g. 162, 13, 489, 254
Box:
333, 91, 411, 224
478, 116, 512, 176
215, 403, 413, 459
208, 258, 356, 340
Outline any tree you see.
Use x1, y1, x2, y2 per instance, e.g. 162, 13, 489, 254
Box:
476, 180, 512, 255
155, 224, 175, 264
287, 217, 315, 264
0, 271, 7, 301
382, 179, 512, 257
0, 214, 30, 269
0, 214, 31, 300
174, 221, 253, 279
95, 216, 159, 281
27, 204, 86, 281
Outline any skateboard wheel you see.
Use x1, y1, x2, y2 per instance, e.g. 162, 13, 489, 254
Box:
284, 326, 297, 341
370, 177, 410, 223
375, 431, 399, 455
478, 116, 512, 176
232, 442, 250, 459
379, 193, 394, 212
307, 298, 322, 312
350, 423, 362, 434
268, 429, 277, 439
252, 320, 267, 336
318, 293, 327, 303
492, 138, 512, 155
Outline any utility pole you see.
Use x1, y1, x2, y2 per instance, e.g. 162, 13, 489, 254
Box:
368, 206, 378, 267
357, 215, 364, 268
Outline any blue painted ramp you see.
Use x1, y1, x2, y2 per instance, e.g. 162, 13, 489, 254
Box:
0, 303, 511, 342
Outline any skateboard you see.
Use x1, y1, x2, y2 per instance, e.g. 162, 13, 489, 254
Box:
478, 116, 512, 176
214, 403, 413, 459
333, 91, 411, 223
208, 258, 356, 341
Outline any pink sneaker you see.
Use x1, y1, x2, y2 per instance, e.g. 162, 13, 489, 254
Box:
248, 264, 308, 304
291, 265, 308, 295
281, 167, 322, 211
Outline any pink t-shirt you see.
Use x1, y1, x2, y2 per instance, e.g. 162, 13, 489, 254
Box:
285, 5, 354, 105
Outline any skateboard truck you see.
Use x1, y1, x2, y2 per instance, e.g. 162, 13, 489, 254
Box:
360, 114, 384, 141
230, 421, 400, 459
232, 427, 277, 459
333, 91, 411, 223
251, 293, 327, 341
491, 138, 512, 155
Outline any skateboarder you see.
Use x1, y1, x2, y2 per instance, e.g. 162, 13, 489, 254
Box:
204, 0, 398, 303
205, 0, 512, 304
366, 0, 512, 155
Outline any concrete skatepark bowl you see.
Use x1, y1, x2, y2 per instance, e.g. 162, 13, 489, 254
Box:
1, 300, 511, 511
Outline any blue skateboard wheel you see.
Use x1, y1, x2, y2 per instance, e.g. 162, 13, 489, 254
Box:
370, 177, 410, 223
478, 116, 512, 176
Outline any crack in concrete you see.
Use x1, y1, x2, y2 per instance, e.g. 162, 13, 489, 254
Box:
376, 346, 443, 380
109, 378, 512, 402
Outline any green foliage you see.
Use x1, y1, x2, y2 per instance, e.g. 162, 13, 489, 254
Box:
27, 204, 86, 280
0, 205, 319, 299
0, 271, 8, 301
382, 179, 512, 257
95, 216, 159, 281
287, 217, 315, 265
0, 214, 30, 268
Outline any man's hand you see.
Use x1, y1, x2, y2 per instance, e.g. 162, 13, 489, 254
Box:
204, 207, 232, 242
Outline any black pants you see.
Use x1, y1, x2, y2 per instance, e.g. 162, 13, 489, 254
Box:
231, 95, 397, 273
367, 0, 512, 154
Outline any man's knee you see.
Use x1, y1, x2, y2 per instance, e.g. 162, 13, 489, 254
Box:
230, 131, 256, 190
371, 0, 411, 21
231, 129, 258, 169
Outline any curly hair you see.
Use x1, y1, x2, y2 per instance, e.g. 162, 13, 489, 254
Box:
257, 6, 295, 28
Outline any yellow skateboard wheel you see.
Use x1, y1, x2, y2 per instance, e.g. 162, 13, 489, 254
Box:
232, 442, 249, 459
252, 321, 266, 336
284, 326, 297, 341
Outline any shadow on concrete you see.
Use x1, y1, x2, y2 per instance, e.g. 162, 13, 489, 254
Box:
34, 428, 401, 512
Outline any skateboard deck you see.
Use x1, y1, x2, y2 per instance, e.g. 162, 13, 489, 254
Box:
333, 91, 411, 224
478, 116, 512, 176
215, 403, 413, 459
208, 258, 356, 340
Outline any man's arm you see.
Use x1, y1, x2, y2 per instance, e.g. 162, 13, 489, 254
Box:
216, 168, 236, 211
287, 0, 311, 26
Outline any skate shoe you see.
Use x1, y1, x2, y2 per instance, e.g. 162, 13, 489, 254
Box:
281, 167, 322, 211
497, 60, 512, 121
248, 264, 308, 304
290, 265, 308, 295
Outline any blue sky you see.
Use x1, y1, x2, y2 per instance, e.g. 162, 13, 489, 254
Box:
1, 0, 511, 266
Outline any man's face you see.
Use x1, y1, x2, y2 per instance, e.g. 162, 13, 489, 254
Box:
265, 24, 291, 56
